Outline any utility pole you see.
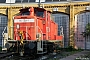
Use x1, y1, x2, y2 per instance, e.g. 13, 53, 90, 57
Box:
38, 0, 41, 7
60, 26, 64, 48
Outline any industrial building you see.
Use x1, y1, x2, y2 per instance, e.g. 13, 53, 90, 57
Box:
52, 14, 69, 47
75, 12, 90, 49
0, 15, 7, 48
0, 0, 90, 50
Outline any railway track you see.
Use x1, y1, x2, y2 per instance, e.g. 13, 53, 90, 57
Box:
0, 52, 17, 59
0, 51, 38, 60
0, 52, 57, 60
0, 51, 71, 60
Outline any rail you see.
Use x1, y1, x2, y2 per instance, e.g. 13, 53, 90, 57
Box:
0, 52, 17, 59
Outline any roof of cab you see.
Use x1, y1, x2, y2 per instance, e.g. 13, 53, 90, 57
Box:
19, 7, 51, 12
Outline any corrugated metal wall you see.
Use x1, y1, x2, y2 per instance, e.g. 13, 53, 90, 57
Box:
75, 12, 90, 49
0, 15, 8, 47
52, 14, 69, 47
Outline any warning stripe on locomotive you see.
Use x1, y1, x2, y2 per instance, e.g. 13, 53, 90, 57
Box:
14, 19, 34, 23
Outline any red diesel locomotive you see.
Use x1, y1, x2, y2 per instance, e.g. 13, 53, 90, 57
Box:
5, 7, 63, 56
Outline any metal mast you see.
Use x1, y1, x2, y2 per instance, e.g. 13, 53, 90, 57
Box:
38, 0, 41, 7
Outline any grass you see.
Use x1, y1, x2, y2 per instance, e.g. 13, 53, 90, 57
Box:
47, 50, 82, 60
47, 46, 84, 60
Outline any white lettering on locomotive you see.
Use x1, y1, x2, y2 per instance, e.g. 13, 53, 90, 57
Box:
14, 19, 34, 23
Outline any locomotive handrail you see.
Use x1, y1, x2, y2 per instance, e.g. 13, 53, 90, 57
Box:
2, 26, 8, 48
37, 26, 43, 40
13, 26, 34, 40
2, 26, 7, 36
36, 26, 44, 52
13, 26, 43, 40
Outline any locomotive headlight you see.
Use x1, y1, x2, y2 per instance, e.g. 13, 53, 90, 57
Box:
16, 24, 20, 29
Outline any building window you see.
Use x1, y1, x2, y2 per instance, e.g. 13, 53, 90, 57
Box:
0, 0, 6, 3
22, 0, 28, 3
15, 0, 35, 3
60, 0, 67, 1
53, 0, 59, 1
15, 0, 21, 3
21, 11, 30, 15
30, 0, 35, 2
46, 0, 52, 2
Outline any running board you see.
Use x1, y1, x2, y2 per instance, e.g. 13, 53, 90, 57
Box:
37, 51, 47, 54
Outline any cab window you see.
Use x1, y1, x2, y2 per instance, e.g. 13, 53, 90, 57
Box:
36, 11, 44, 17
34, 8, 44, 18
21, 11, 30, 15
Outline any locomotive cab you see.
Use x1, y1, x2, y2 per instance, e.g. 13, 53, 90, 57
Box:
14, 7, 47, 41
